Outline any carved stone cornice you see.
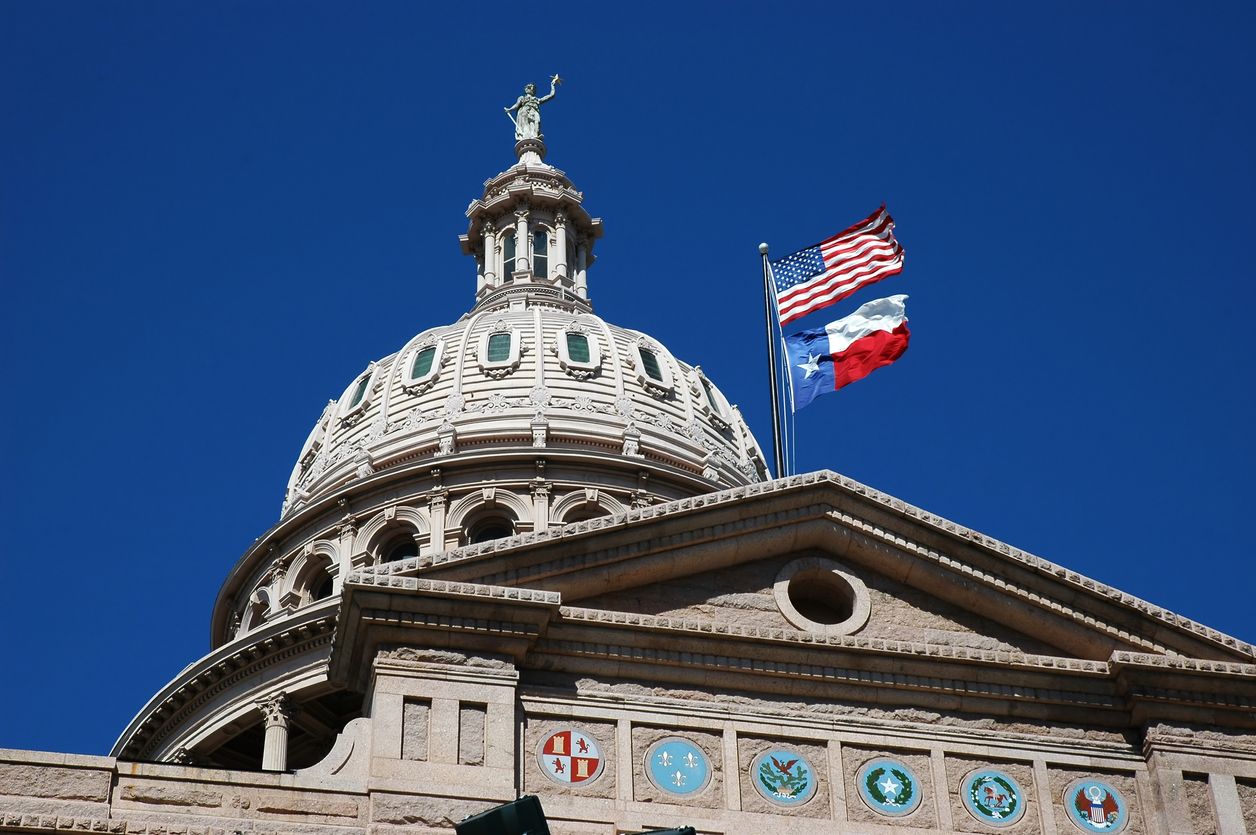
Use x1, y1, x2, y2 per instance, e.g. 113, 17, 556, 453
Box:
355, 471, 1251, 663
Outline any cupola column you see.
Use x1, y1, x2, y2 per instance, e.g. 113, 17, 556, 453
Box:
514, 206, 530, 276
554, 212, 568, 281
480, 220, 496, 294
575, 238, 588, 299
257, 693, 295, 771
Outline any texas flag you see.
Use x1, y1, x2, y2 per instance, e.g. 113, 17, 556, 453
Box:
785, 295, 910, 411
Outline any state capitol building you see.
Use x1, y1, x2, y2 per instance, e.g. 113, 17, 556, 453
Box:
1, 90, 1254, 835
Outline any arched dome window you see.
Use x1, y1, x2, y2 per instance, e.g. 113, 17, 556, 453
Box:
310, 573, 334, 601
378, 532, 419, 564
556, 329, 600, 379
638, 347, 663, 381
532, 229, 549, 278
465, 514, 516, 545
566, 332, 589, 362
634, 344, 673, 394
478, 327, 522, 377
338, 364, 377, 421
561, 506, 609, 524
411, 346, 436, 378
403, 339, 444, 392
487, 332, 512, 362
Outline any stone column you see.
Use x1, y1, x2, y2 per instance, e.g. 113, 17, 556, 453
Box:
429, 489, 449, 552
258, 693, 295, 771
575, 239, 588, 298
514, 207, 530, 275
553, 211, 568, 280
479, 220, 496, 293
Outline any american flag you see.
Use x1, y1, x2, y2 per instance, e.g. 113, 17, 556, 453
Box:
770, 207, 905, 326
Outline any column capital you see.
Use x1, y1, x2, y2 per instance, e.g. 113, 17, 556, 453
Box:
257, 692, 296, 727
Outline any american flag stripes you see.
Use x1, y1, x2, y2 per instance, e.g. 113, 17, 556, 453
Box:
770, 207, 905, 326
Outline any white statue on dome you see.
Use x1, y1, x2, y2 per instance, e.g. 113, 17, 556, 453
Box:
505, 75, 561, 141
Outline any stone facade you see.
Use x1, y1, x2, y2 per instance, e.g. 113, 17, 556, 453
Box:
3, 126, 1253, 835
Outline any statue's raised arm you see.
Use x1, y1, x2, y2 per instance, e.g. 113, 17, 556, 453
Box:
538, 74, 561, 104
503, 76, 561, 142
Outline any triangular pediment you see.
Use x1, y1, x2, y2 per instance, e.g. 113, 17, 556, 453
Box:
374, 470, 1252, 666
574, 551, 1074, 659
337, 471, 1255, 731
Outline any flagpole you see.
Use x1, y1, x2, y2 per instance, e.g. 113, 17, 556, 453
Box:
760, 243, 786, 479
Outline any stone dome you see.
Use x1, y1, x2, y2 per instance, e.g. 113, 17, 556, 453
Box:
112, 136, 768, 768
281, 151, 768, 520
282, 303, 767, 519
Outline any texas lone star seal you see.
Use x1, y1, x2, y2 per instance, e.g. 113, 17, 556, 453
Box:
537, 728, 604, 786
856, 757, 922, 816
962, 769, 1026, 826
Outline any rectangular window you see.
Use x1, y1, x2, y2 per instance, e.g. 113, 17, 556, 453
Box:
566, 332, 590, 363
638, 347, 663, 381
702, 378, 720, 413
532, 230, 548, 277
487, 332, 512, 363
503, 231, 516, 274
349, 375, 370, 407
411, 346, 436, 379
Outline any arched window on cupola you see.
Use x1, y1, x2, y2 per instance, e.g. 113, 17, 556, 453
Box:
532, 229, 549, 278
502, 230, 517, 278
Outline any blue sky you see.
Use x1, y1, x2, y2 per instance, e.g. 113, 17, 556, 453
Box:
2, 2, 1253, 756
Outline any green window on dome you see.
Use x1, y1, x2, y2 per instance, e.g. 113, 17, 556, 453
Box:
349, 375, 370, 407
638, 347, 664, 382
566, 332, 590, 363
487, 332, 512, 362
411, 346, 436, 379
532, 230, 548, 277
702, 378, 720, 413
503, 231, 516, 274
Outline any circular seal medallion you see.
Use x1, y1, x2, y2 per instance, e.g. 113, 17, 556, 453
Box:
644, 737, 712, 797
1064, 779, 1129, 833
856, 757, 922, 816
962, 769, 1026, 826
750, 748, 819, 807
536, 727, 605, 786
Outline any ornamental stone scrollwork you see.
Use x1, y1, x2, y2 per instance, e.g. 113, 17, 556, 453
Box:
353, 450, 376, 480
532, 415, 549, 448
529, 385, 550, 408
442, 393, 465, 418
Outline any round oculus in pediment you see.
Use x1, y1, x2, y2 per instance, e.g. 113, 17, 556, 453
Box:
773, 557, 871, 636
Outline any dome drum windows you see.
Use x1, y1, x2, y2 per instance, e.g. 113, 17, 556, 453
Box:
556, 326, 601, 380
633, 341, 673, 396
403, 338, 445, 394
478, 326, 522, 379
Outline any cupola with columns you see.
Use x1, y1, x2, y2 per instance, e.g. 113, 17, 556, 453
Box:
459, 133, 603, 308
